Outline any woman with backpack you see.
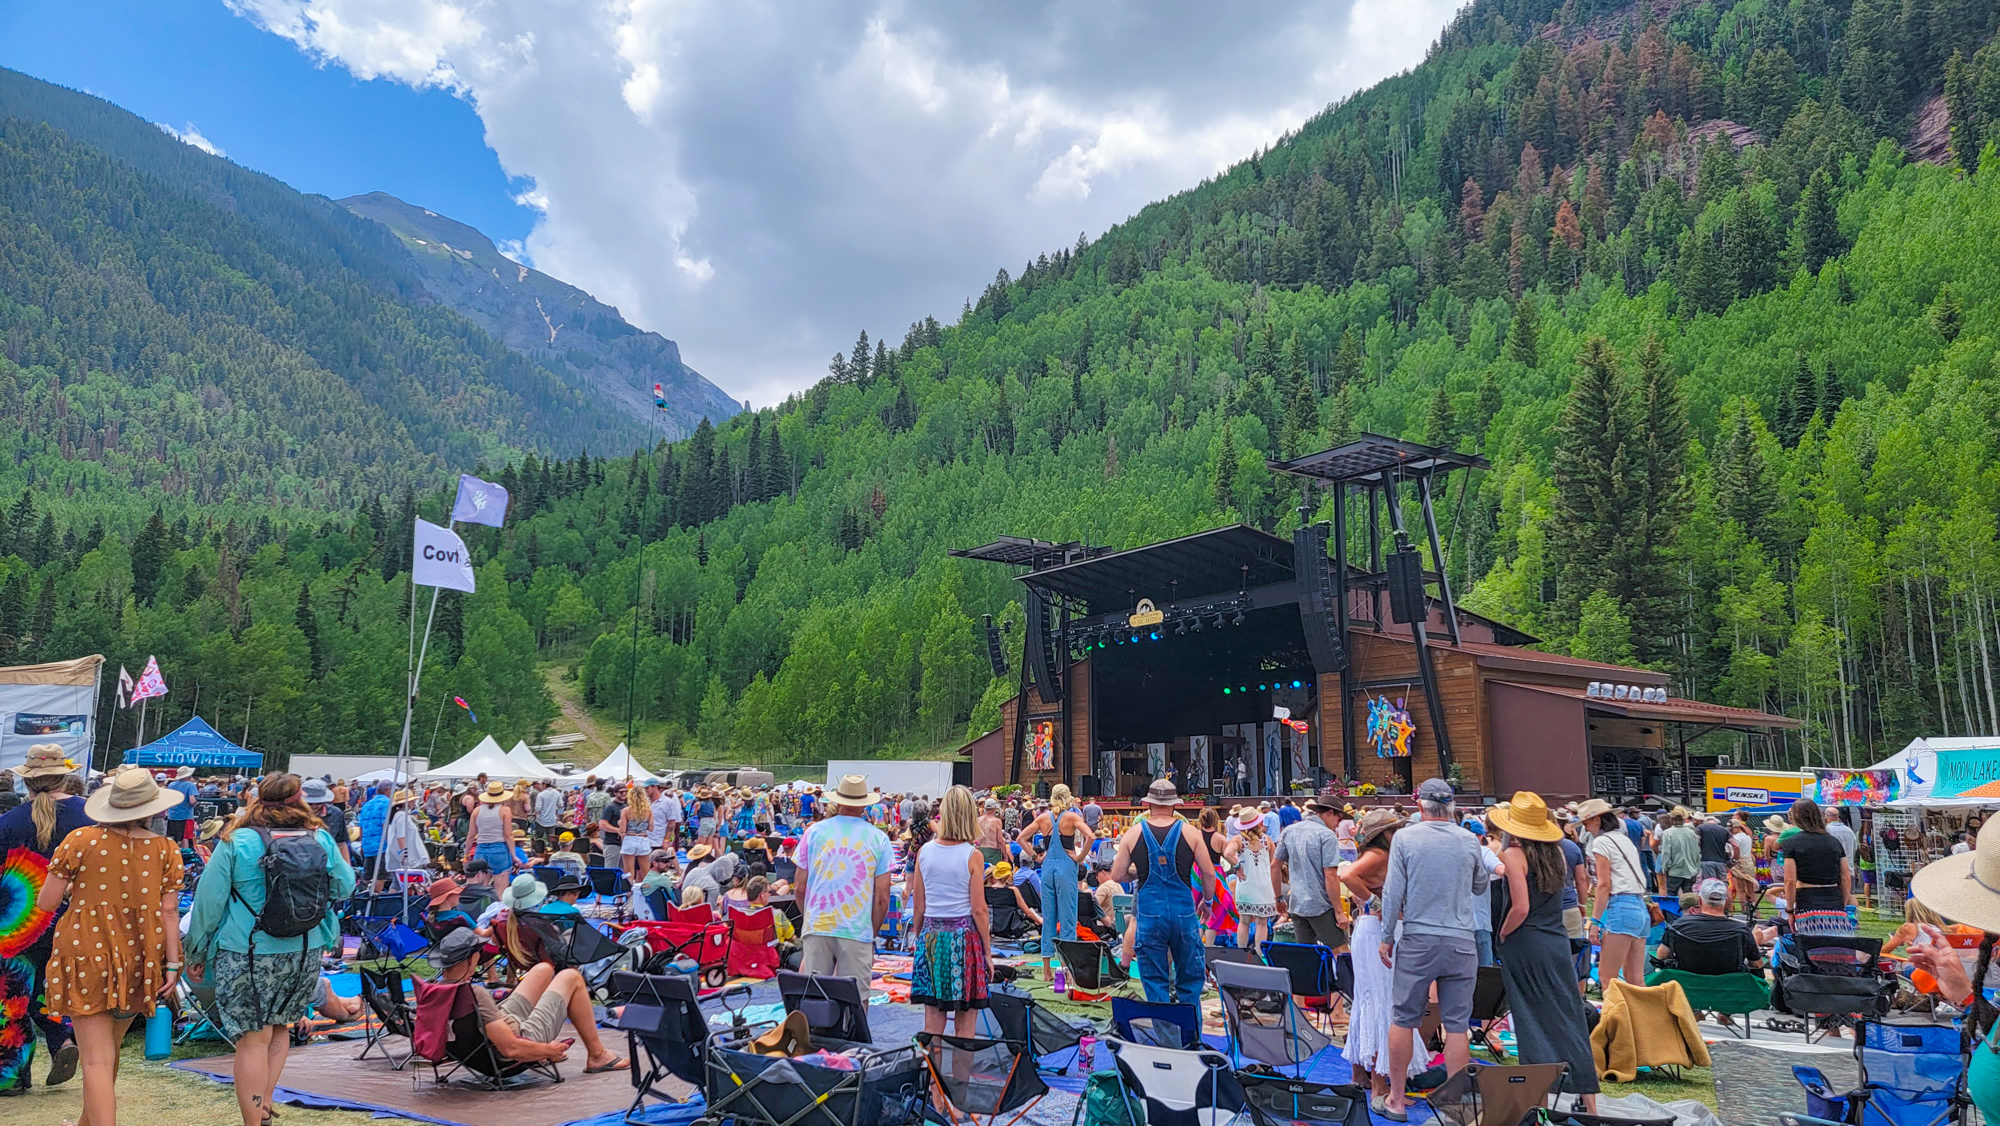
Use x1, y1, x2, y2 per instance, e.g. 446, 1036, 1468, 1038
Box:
186, 774, 356, 1126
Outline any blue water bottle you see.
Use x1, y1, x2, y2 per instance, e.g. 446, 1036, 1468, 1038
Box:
144, 1003, 173, 1059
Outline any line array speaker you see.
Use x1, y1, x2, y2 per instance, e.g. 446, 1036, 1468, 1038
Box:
1293, 522, 1349, 673
1387, 546, 1426, 624
1024, 589, 1064, 705
983, 614, 1009, 678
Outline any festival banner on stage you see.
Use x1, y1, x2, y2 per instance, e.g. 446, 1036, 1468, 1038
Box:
1146, 742, 1166, 777
1027, 717, 1057, 771
1808, 767, 1900, 806
1263, 722, 1282, 791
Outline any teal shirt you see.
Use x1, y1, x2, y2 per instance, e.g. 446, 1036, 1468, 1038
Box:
1972, 1027, 2000, 1123
186, 827, 356, 961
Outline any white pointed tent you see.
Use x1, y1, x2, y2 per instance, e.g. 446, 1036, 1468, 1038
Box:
418, 736, 529, 780
503, 740, 560, 780
578, 743, 665, 784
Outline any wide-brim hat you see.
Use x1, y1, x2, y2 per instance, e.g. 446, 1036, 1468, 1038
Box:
12, 743, 74, 779
1304, 798, 1342, 814
1765, 815, 1789, 833
428, 876, 464, 906
828, 774, 883, 806
175, 765, 196, 780
300, 778, 334, 804
479, 781, 513, 803
549, 874, 589, 896
687, 844, 714, 861
1486, 791, 1563, 842
1574, 798, 1615, 824
1352, 808, 1402, 849
500, 874, 548, 911
86, 766, 186, 823
1141, 779, 1181, 806
392, 789, 416, 806
1912, 825, 2000, 932
1233, 810, 1265, 832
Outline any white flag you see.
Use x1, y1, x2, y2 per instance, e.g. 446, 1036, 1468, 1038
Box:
412, 519, 477, 592
452, 473, 509, 528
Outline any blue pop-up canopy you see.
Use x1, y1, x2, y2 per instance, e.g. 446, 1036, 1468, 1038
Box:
124, 717, 264, 770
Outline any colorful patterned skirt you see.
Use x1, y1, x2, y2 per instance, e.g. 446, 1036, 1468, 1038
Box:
911, 915, 990, 1012
1791, 886, 1854, 936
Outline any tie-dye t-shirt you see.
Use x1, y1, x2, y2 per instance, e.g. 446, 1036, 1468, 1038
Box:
797, 815, 893, 942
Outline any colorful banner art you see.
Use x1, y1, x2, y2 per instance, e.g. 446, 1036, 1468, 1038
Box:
1028, 719, 1056, 771
1809, 767, 1900, 806
1933, 747, 2000, 799
1367, 696, 1415, 758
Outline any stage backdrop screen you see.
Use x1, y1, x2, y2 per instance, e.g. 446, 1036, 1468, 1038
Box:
0, 655, 103, 772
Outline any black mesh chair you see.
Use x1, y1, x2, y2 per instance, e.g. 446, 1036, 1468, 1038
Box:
1239, 1072, 1370, 1126
1054, 938, 1118, 994
919, 1030, 1048, 1126
985, 886, 1031, 939
1469, 965, 1510, 1061
516, 912, 639, 994
607, 970, 707, 1124
778, 969, 872, 1046
588, 866, 633, 908
986, 984, 1089, 1074
355, 966, 414, 1069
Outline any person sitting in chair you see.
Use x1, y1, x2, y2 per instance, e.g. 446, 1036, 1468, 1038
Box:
548, 833, 588, 876
1655, 878, 1765, 974
540, 873, 588, 915
432, 929, 628, 1073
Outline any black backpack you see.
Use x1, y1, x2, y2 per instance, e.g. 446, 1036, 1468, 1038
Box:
233, 827, 333, 941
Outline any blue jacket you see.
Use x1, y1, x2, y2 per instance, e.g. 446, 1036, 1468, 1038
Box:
356, 794, 390, 855
186, 826, 355, 960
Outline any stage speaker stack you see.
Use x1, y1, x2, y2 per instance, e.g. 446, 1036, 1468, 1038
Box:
1387, 545, 1426, 624
1292, 522, 1349, 673
983, 614, 1009, 678
1078, 775, 1100, 798
1025, 589, 1064, 704
1035, 781, 1052, 799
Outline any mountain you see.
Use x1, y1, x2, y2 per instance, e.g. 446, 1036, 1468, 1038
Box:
339, 191, 739, 437
5, 0, 2000, 772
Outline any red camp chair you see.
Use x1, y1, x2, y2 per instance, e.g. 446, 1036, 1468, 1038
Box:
619, 908, 731, 987
725, 906, 783, 980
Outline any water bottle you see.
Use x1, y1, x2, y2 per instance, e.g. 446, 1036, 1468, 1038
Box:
144, 1004, 173, 1059
1053, 965, 1067, 994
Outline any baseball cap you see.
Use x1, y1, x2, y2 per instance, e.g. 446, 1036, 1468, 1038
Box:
1697, 878, 1730, 905
435, 927, 485, 969
1416, 778, 1455, 802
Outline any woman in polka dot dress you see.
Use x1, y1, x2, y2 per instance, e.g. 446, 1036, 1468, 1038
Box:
36, 766, 186, 1126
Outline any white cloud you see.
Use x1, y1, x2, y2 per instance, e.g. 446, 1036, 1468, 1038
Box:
227, 0, 1459, 406
158, 121, 226, 157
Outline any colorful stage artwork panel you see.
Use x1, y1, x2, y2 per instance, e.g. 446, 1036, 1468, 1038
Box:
1263, 722, 1282, 791
1028, 718, 1056, 771
1288, 725, 1311, 781
1366, 696, 1415, 758
1188, 735, 1209, 790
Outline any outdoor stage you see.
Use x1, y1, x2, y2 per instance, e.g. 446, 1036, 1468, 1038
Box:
958, 435, 1798, 807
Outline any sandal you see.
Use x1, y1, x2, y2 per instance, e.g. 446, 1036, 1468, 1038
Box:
584, 1056, 630, 1074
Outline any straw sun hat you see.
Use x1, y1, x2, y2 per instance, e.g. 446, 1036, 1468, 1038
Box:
85, 766, 186, 823
827, 774, 883, 806
1485, 791, 1563, 842
478, 781, 514, 803
1912, 825, 2000, 933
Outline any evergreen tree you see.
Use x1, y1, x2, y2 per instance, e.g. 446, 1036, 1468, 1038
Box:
296, 581, 323, 678
1681, 227, 1730, 315
1548, 337, 1633, 630
1425, 385, 1458, 448
849, 330, 873, 387
0, 573, 25, 658
1929, 284, 1963, 343
1723, 190, 1778, 297
31, 513, 55, 570
1505, 300, 1540, 367
27, 581, 53, 659
1323, 385, 1357, 447
744, 415, 765, 501
1777, 356, 1820, 447
1214, 425, 1239, 513
764, 426, 787, 501
1331, 329, 1363, 389
1797, 169, 1841, 274
1945, 50, 1981, 174
1282, 377, 1319, 459
1712, 407, 1777, 545
1473, 371, 1504, 439
1625, 336, 1691, 665
131, 508, 169, 604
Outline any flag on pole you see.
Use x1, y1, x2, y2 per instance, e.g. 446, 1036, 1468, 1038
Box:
453, 696, 478, 724
412, 519, 477, 592
116, 666, 133, 708
130, 657, 168, 703
653, 382, 665, 410
451, 473, 510, 528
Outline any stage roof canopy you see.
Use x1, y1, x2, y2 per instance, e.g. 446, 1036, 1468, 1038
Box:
125, 717, 264, 769
1270, 433, 1489, 484
1016, 524, 1295, 609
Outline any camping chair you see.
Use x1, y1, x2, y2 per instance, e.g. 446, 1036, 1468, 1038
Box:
1237, 1071, 1370, 1126
1772, 935, 1896, 1043
1111, 997, 1203, 1050
987, 984, 1089, 1073
607, 970, 707, 1125
1103, 1037, 1244, 1126
919, 1030, 1049, 1126
1203, 944, 1258, 981
533, 864, 569, 889
357, 913, 432, 969
1262, 940, 1340, 1032
1054, 938, 1119, 996
1468, 964, 1510, 1061
516, 912, 635, 993
724, 905, 784, 980
1646, 928, 1769, 1040
1110, 893, 1134, 937
985, 886, 1031, 939
643, 886, 673, 921
1211, 960, 1332, 1072
1421, 1061, 1567, 1126
1853, 1020, 1965, 1126
355, 966, 416, 1069
779, 969, 873, 1046
172, 974, 237, 1048
412, 978, 563, 1090
589, 865, 633, 908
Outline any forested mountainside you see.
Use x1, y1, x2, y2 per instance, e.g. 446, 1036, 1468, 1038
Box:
0, 68, 685, 520
339, 192, 741, 435
7, 0, 2000, 770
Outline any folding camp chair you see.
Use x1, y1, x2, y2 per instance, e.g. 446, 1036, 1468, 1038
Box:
173, 975, 237, 1048
589, 865, 633, 909
1237, 1071, 1370, 1126
1772, 935, 1897, 1043
1203, 944, 1258, 981
534, 865, 569, 889
1111, 997, 1203, 1050
1646, 929, 1769, 1040
357, 914, 432, 969
1848, 1020, 1965, 1126
1469, 964, 1510, 1061
779, 969, 873, 1046
516, 912, 638, 994
724, 905, 784, 980
919, 1030, 1049, 1126
1111, 893, 1134, 937
1103, 1037, 1244, 1126
355, 966, 415, 1069
1211, 959, 1332, 1072
413, 978, 563, 1090
985, 886, 1032, 940
987, 984, 1089, 1073
1054, 937, 1119, 996
1421, 1061, 1567, 1126
1262, 940, 1341, 1032
607, 970, 707, 1124
643, 886, 673, 921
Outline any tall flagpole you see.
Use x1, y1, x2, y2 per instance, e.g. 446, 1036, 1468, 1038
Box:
381, 519, 447, 891
623, 384, 668, 782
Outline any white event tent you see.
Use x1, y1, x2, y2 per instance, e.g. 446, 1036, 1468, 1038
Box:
577, 743, 665, 784
417, 736, 528, 781
1856, 737, 2000, 809
503, 740, 561, 780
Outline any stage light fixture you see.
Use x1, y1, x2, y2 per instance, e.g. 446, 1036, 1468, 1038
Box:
1258, 683, 1268, 691
1292, 680, 1302, 688
1213, 613, 1226, 629
1232, 610, 1246, 626
1149, 630, 1161, 641
1222, 687, 1231, 695
1239, 685, 1249, 693
1175, 618, 1187, 635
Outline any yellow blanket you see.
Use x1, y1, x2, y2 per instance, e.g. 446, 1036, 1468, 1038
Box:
1590, 978, 1711, 1082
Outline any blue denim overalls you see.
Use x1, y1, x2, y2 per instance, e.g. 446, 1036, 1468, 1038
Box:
1135, 818, 1205, 1003
1041, 822, 1080, 955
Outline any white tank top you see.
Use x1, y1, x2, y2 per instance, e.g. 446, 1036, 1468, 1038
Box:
918, 841, 976, 918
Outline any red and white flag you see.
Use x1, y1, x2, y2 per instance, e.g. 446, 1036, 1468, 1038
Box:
130, 656, 169, 704
116, 666, 133, 708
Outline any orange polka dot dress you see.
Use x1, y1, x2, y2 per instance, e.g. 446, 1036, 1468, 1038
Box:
45, 827, 184, 1018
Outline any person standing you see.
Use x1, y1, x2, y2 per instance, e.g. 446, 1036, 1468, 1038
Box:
187, 774, 355, 1126
380, 790, 429, 875
1728, 813, 1759, 915
1226, 810, 1278, 955
1488, 793, 1599, 1114
1580, 798, 1649, 989
1694, 813, 1731, 884
1341, 809, 1422, 1108
300, 779, 349, 865
583, 780, 611, 839
36, 767, 185, 1126
165, 766, 199, 843
0, 745, 88, 1097
1109, 780, 1220, 1005
975, 800, 1006, 866
658, 784, 683, 848
1275, 797, 1349, 952
467, 782, 518, 880
907, 786, 991, 1034
1777, 797, 1853, 935
795, 775, 894, 985
355, 784, 391, 890
1016, 784, 1089, 979
532, 781, 564, 852
620, 784, 654, 885
1377, 778, 1490, 1123
646, 782, 673, 855
1658, 811, 1701, 895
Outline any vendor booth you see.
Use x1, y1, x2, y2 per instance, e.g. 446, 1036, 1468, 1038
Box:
123, 716, 265, 771
956, 435, 1799, 804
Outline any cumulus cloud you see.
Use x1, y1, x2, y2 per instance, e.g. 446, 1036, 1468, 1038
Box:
226, 0, 1457, 405
158, 121, 226, 157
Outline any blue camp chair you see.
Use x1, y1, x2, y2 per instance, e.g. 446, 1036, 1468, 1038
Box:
1856, 1021, 1965, 1126
1112, 997, 1204, 1050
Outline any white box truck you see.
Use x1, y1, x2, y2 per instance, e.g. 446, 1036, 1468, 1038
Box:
825, 760, 954, 798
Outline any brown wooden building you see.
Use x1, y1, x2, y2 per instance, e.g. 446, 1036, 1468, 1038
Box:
959, 435, 1797, 805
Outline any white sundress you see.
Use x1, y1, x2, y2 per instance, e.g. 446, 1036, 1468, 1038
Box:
1346, 912, 1430, 1079
1235, 841, 1278, 917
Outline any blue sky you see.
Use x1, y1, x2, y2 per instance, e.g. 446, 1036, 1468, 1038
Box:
0, 0, 534, 247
